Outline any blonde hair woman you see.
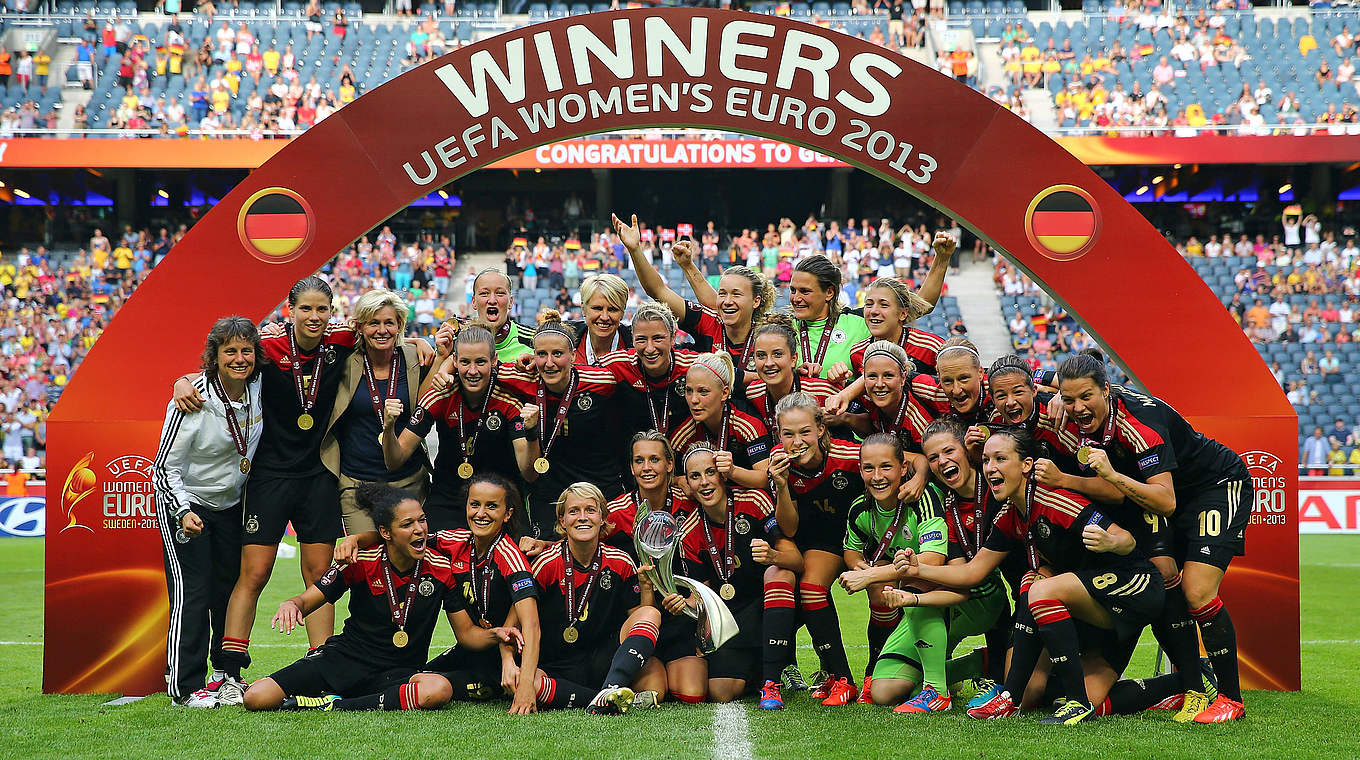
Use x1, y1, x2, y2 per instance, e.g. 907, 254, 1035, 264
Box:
328, 288, 437, 560
572, 273, 631, 366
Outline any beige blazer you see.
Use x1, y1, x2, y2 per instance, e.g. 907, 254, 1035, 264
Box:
320, 341, 426, 476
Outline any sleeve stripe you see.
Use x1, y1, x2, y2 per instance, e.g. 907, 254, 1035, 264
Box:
494, 536, 531, 573
152, 407, 186, 515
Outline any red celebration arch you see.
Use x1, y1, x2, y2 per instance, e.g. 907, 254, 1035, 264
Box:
45, 8, 1298, 695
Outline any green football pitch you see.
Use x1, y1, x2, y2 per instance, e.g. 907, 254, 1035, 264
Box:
2, 536, 1357, 759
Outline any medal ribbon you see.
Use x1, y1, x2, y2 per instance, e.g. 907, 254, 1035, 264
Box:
640, 355, 672, 433
211, 374, 250, 461
868, 497, 908, 564
583, 329, 622, 366
287, 323, 324, 415
363, 350, 401, 431
456, 365, 499, 461
1016, 475, 1042, 572
380, 548, 423, 634
561, 541, 603, 630
729, 324, 756, 371
537, 368, 578, 458
798, 311, 838, 368
699, 492, 736, 584
1077, 394, 1119, 462
468, 536, 496, 623
946, 470, 988, 560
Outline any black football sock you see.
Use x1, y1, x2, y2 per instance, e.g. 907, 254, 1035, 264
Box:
1102, 674, 1183, 715
762, 578, 797, 684
982, 610, 1014, 682
1192, 596, 1241, 702
801, 582, 853, 680
333, 681, 421, 711
536, 676, 593, 710
1030, 598, 1089, 707
220, 637, 250, 679
1001, 599, 1042, 700
603, 618, 659, 688
866, 604, 901, 678
1153, 577, 1202, 692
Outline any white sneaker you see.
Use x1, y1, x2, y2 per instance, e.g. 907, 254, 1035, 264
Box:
173, 689, 219, 708
216, 677, 246, 706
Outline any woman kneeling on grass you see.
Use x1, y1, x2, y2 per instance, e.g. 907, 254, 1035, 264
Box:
242, 484, 520, 712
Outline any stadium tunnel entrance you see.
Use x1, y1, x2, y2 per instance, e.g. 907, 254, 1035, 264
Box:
46, 7, 1300, 695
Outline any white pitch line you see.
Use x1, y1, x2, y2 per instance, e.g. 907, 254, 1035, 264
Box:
711, 701, 753, 760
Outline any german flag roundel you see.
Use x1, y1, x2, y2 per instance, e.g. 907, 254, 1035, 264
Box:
1024, 185, 1100, 262
237, 188, 313, 263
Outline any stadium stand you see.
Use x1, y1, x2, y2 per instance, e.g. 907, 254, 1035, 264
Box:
0, 0, 1348, 135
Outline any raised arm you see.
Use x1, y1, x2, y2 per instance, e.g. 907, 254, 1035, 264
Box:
612, 212, 688, 318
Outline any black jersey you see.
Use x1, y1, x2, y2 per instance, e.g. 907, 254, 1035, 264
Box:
498, 364, 628, 535
860, 374, 942, 453
984, 482, 1144, 573
598, 348, 697, 437
678, 300, 756, 372
669, 405, 773, 471
531, 542, 641, 664
433, 529, 537, 627
408, 385, 527, 506
1057, 385, 1248, 497
941, 478, 1028, 598
255, 325, 356, 477
677, 489, 778, 612
779, 439, 863, 552
315, 546, 459, 670
603, 486, 692, 558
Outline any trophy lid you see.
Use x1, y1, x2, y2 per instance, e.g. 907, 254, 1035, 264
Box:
635, 510, 679, 559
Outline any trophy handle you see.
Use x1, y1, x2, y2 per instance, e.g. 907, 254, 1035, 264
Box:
675, 575, 740, 654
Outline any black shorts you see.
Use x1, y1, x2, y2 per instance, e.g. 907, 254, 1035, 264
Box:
540, 643, 614, 687
1172, 476, 1251, 571
242, 470, 342, 545
654, 614, 702, 663
1126, 509, 1173, 558
425, 645, 503, 699
269, 644, 415, 698
423, 491, 467, 534
1075, 561, 1164, 641
704, 601, 762, 683
793, 515, 846, 556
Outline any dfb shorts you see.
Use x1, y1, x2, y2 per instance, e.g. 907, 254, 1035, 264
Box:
242, 470, 342, 545
1075, 561, 1164, 641
540, 643, 615, 688
1173, 476, 1251, 571
793, 514, 847, 556
424, 645, 503, 700
703, 601, 761, 684
269, 644, 415, 698
654, 614, 702, 664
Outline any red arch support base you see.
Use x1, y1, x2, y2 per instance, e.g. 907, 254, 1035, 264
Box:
44, 8, 1299, 695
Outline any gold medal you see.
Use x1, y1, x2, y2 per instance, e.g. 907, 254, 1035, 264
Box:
379, 432, 387, 447
239, 458, 251, 474
720, 583, 736, 600
534, 457, 550, 474
392, 629, 409, 648
458, 462, 474, 479
563, 626, 579, 644
478, 618, 492, 629
976, 424, 990, 438
1077, 445, 1092, 465
297, 413, 314, 431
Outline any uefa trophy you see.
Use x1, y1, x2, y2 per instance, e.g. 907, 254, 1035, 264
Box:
633, 502, 739, 654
